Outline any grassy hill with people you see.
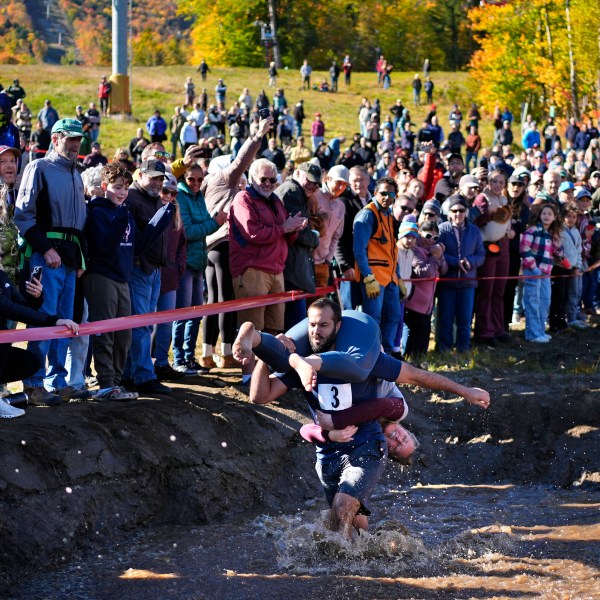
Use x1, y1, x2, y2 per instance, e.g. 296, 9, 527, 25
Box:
0, 64, 491, 158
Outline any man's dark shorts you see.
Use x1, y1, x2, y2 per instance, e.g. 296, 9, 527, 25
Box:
315, 437, 388, 515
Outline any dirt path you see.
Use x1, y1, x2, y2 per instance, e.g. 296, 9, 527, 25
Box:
1, 326, 599, 593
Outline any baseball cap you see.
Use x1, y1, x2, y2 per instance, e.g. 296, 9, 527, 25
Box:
297, 161, 322, 184
590, 171, 600, 178
51, 118, 83, 137
575, 187, 592, 200
162, 172, 178, 191
530, 170, 543, 184
512, 165, 531, 181
558, 181, 574, 193
508, 174, 525, 185
447, 152, 464, 164
0, 145, 21, 159
140, 158, 166, 177
459, 174, 480, 188
327, 164, 350, 184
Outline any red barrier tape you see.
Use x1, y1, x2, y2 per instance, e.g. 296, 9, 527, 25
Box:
0, 286, 336, 344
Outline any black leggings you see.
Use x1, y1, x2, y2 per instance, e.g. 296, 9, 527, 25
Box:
403, 308, 432, 360
202, 241, 237, 346
0, 346, 41, 385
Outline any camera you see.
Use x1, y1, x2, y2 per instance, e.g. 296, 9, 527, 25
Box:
258, 108, 271, 120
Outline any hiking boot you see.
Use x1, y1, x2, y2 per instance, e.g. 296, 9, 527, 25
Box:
94, 386, 139, 401
154, 363, 187, 381
55, 386, 93, 402
215, 354, 240, 369
23, 386, 62, 407
0, 397, 25, 418
199, 356, 218, 370
136, 379, 172, 396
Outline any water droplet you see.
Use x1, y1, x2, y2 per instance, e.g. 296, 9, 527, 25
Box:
62, 538, 67, 543
221, 441, 227, 447
170, 435, 177, 442
65, 487, 73, 494
21, 440, 26, 445
173, 543, 177, 548
14, 469, 19, 473
78, 450, 82, 454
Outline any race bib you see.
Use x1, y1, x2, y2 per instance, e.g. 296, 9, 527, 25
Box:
317, 383, 352, 411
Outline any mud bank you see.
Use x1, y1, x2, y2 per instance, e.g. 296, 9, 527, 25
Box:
1, 355, 599, 593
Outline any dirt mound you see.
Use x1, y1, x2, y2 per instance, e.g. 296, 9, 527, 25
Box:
0, 326, 599, 592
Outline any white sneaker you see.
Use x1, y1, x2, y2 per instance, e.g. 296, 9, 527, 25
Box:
543, 334, 552, 341
0, 398, 25, 418
530, 336, 550, 343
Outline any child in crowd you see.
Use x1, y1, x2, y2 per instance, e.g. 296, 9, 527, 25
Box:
403, 220, 447, 362
391, 216, 418, 356
560, 204, 586, 329
520, 203, 564, 343
83, 162, 174, 400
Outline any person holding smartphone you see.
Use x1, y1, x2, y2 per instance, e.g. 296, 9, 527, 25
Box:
0, 266, 78, 416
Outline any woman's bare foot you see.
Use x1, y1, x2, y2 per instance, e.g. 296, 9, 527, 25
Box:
289, 353, 317, 392
233, 322, 258, 365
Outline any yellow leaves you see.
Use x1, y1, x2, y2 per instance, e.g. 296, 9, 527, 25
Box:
468, 0, 599, 116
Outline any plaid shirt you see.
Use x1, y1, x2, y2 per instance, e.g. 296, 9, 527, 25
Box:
520, 224, 562, 274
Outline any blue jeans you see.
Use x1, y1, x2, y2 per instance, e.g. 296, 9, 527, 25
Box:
295, 121, 302, 137
24, 253, 76, 390
172, 267, 204, 366
153, 290, 177, 367
436, 286, 475, 352
66, 300, 89, 389
466, 151, 478, 171
522, 268, 550, 340
566, 273, 582, 323
339, 280, 362, 310
360, 282, 402, 353
124, 266, 161, 385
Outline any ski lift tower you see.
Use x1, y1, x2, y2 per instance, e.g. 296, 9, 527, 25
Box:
110, 0, 132, 114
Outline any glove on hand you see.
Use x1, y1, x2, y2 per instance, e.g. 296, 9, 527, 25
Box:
363, 274, 380, 298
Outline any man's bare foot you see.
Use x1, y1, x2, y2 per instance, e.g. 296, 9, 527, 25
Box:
233, 322, 258, 365
289, 353, 317, 392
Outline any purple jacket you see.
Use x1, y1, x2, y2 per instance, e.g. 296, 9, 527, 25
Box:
404, 243, 447, 315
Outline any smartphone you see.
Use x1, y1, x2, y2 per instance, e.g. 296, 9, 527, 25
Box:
29, 265, 43, 283
258, 108, 271, 120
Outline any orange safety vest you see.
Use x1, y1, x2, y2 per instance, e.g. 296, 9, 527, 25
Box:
355, 202, 398, 286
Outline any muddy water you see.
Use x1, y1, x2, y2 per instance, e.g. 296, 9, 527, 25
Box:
10, 483, 599, 600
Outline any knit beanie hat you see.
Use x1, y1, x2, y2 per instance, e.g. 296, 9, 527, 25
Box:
447, 195, 468, 210
422, 199, 441, 216
398, 215, 419, 238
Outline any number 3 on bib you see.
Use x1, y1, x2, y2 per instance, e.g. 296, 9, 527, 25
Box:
317, 383, 352, 411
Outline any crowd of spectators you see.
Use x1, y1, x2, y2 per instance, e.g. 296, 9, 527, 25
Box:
0, 65, 599, 419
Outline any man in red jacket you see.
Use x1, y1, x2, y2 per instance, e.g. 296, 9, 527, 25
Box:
228, 158, 307, 383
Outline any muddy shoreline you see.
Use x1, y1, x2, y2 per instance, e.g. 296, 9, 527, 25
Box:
1, 344, 599, 593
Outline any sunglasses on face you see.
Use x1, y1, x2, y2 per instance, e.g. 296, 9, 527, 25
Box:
154, 151, 171, 159
423, 211, 437, 218
399, 205, 412, 211
186, 176, 203, 182
259, 176, 278, 185
450, 208, 466, 214
422, 232, 439, 240
378, 191, 397, 198
162, 189, 177, 197
510, 181, 524, 187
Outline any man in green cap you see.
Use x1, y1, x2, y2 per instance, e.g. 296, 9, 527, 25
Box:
14, 118, 88, 406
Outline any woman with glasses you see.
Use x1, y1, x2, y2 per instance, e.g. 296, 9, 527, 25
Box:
153, 175, 188, 380
504, 173, 531, 330
436, 196, 485, 353
403, 220, 447, 362
171, 165, 226, 375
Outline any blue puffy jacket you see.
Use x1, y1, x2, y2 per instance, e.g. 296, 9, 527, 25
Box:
437, 220, 485, 288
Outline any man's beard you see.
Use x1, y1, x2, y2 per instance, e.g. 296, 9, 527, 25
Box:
309, 330, 337, 353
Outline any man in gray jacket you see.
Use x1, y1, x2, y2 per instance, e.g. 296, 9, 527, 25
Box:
15, 118, 87, 406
